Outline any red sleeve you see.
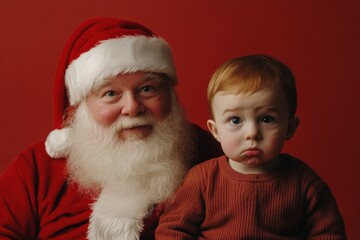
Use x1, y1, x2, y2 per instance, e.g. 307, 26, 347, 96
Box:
0, 152, 39, 239
305, 178, 347, 239
139, 124, 221, 239
155, 167, 205, 239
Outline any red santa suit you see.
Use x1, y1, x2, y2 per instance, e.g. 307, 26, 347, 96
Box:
0, 125, 221, 239
0, 18, 223, 239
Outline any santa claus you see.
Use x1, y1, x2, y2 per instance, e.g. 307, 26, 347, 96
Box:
0, 17, 222, 239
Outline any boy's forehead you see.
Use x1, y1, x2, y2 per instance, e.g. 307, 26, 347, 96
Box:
212, 87, 288, 110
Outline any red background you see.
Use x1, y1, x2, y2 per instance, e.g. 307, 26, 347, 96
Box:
0, 1, 359, 238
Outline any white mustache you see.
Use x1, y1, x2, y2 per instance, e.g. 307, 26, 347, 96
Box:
112, 115, 156, 131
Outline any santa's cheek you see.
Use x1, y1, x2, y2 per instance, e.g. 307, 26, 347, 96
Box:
91, 107, 121, 126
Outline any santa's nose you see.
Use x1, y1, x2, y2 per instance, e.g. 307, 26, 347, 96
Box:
120, 93, 145, 117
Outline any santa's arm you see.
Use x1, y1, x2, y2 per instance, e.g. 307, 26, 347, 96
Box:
0, 153, 39, 239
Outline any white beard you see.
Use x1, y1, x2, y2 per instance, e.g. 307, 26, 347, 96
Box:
65, 96, 194, 240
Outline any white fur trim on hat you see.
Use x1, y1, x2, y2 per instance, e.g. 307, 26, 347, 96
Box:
65, 36, 176, 106
45, 128, 70, 158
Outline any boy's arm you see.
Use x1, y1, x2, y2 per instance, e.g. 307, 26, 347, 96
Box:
305, 179, 346, 239
155, 169, 204, 240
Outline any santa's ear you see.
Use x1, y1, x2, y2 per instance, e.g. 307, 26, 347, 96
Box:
286, 116, 300, 140
207, 119, 220, 142
62, 105, 78, 125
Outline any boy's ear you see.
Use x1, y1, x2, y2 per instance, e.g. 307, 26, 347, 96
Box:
207, 119, 220, 142
286, 116, 300, 140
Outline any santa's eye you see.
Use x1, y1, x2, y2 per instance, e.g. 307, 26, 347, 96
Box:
139, 85, 156, 93
104, 91, 116, 97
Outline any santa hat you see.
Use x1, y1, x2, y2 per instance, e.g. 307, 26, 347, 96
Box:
45, 17, 176, 158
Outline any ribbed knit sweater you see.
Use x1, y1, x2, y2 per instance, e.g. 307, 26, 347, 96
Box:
156, 154, 346, 239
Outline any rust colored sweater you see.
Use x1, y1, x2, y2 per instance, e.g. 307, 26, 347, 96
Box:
156, 154, 346, 239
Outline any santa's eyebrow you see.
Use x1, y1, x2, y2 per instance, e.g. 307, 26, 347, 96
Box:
91, 78, 112, 93
142, 72, 168, 83
90, 72, 169, 94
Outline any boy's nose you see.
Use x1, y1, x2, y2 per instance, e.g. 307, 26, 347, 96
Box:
245, 122, 261, 141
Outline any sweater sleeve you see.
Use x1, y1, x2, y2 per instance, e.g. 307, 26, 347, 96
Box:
155, 167, 205, 239
0, 152, 39, 239
304, 178, 346, 239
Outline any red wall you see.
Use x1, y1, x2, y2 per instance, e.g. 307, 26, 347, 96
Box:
1, 1, 359, 238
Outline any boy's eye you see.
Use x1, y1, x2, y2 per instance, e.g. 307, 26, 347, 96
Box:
230, 117, 242, 125
261, 115, 276, 124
